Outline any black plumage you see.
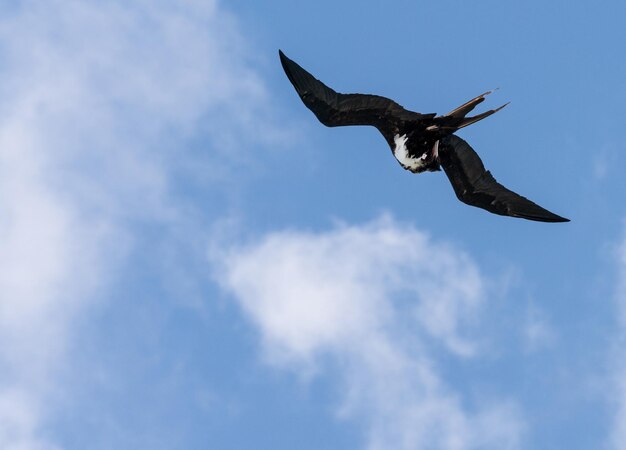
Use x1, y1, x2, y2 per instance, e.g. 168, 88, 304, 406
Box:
279, 50, 569, 223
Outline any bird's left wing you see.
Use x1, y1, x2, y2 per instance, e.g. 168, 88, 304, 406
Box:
279, 50, 433, 130
438, 134, 569, 222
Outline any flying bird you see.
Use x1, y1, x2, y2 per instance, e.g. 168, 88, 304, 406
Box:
279, 50, 569, 223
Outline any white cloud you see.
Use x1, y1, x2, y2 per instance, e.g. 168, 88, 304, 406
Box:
611, 224, 626, 450
617, 228, 626, 321
522, 304, 557, 353
0, 1, 273, 448
213, 215, 524, 450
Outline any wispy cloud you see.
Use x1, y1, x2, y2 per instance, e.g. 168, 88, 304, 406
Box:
617, 227, 626, 319
0, 1, 273, 447
522, 303, 557, 353
213, 215, 524, 450
611, 224, 626, 450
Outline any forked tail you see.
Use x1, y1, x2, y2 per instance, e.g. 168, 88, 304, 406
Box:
427, 90, 509, 133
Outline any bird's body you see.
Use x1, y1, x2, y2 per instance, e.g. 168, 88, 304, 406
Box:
392, 134, 435, 173
279, 50, 569, 223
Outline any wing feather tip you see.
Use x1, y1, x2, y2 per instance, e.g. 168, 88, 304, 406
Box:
511, 211, 570, 223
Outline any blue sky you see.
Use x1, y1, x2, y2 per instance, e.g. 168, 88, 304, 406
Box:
0, 1, 625, 449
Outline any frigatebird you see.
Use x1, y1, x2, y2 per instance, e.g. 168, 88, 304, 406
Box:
279, 50, 569, 223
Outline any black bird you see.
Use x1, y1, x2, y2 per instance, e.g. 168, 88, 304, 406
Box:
279, 50, 569, 223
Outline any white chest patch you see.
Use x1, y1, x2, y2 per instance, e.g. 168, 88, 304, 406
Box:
393, 134, 428, 172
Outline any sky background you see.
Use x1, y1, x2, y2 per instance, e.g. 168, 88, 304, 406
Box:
0, 0, 625, 449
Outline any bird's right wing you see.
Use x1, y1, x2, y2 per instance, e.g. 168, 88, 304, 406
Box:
279, 50, 434, 130
438, 134, 569, 222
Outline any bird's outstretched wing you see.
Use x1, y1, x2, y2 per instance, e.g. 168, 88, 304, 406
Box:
279, 50, 434, 131
438, 135, 569, 222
